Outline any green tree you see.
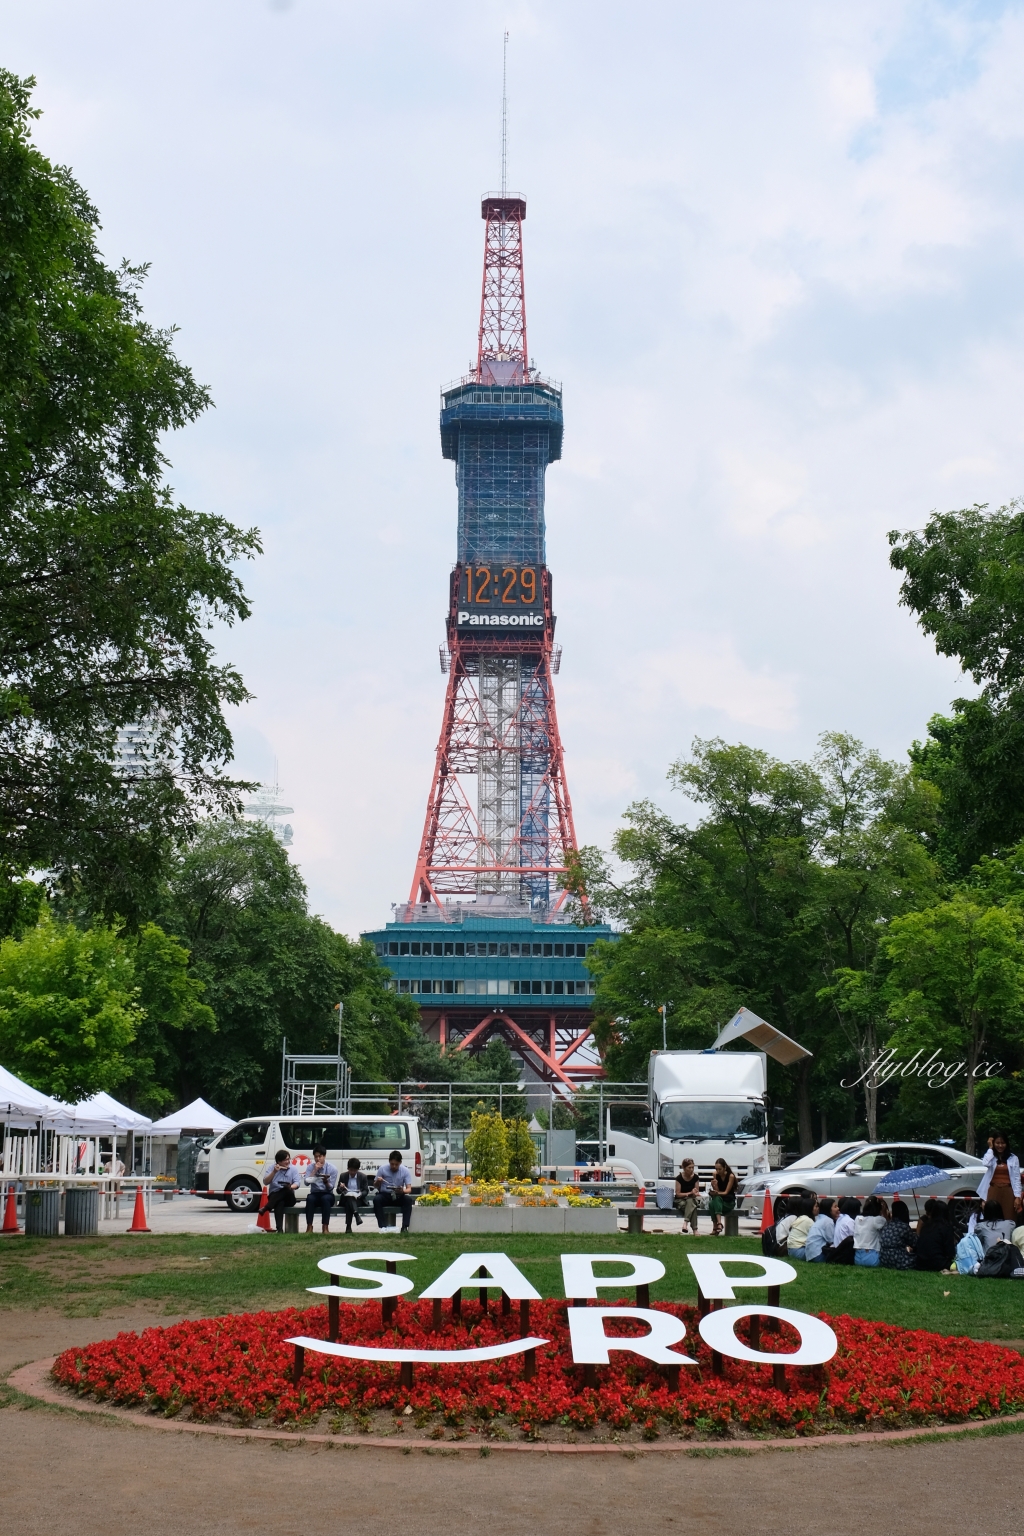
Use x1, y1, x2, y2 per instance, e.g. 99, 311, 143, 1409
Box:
506, 1118, 538, 1180
0, 913, 140, 1098
0, 72, 259, 919
811, 733, 939, 1138
465, 1110, 509, 1183
890, 501, 1024, 874
882, 893, 1024, 1154
889, 500, 1024, 698
118, 922, 215, 1114
908, 700, 1024, 876
157, 820, 417, 1116
584, 738, 826, 1147
0, 873, 44, 940
585, 734, 938, 1151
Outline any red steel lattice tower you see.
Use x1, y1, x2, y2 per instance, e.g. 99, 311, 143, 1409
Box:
409, 191, 579, 917
364, 186, 610, 1095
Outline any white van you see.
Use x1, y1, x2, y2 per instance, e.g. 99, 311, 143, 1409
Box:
197, 1115, 423, 1213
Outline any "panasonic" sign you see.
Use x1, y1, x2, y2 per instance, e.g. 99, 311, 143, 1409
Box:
457, 611, 545, 627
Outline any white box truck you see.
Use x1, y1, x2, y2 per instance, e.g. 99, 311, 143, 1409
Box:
605, 1008, 810, 1198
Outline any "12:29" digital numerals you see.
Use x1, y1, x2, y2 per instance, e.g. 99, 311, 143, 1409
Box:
462, 565, 539, 605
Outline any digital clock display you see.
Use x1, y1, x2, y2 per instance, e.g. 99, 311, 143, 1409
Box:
453, 564, 546, 631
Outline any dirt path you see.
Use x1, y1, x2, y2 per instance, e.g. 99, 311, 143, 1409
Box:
2, 1308, 1018, 1536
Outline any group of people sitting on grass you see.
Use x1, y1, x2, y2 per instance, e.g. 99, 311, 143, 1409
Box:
769, 1193, 1024, 1277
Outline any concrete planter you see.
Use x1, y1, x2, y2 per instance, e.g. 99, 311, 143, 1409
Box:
411, 1205, 461, 1232
511, 1205, 565, 1234
563, 1206, 619, 1234
461, 1205, 514, 1233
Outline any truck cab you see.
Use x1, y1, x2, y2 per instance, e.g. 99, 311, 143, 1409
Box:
608, 1049, 771, 1198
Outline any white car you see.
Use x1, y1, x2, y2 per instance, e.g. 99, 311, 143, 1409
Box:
738, 1140, 985, 1220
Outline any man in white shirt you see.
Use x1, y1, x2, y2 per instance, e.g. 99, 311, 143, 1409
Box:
262, 1150, 302, 1233
373, 1150, 413, 1231
302, 1144, 340, 1235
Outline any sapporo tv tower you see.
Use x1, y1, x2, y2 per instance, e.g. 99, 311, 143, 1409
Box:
362, 97, 613, 1094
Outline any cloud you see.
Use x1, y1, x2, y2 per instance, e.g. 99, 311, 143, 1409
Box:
638, 643, 799, 734
6, 0, 1024, 931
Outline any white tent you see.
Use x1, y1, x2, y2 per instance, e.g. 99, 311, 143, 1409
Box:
0, 1063, 54, 1126
72, 1091, 154, 1133
150, 1097, 234, 1133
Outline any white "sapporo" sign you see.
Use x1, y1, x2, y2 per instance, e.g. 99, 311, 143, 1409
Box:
287, 1251, 837, 1369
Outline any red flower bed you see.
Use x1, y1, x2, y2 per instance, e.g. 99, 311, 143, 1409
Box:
51, 1300, 1024, 1437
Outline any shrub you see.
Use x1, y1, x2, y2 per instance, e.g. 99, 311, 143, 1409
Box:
506, 1117, 537, 1181
464, 1111, 509, 1183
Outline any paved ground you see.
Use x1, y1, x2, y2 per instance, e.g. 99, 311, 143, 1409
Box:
2, 1303, 1017, 1536
97, 1194, 265, 1236
92, 1195, 765, 1239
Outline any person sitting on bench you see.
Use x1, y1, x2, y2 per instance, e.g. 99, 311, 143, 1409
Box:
263, 1149, 301, 1233
339, 1157, 370, 1234
373, 1150, 413, 1231
302, 1143, 339, 1234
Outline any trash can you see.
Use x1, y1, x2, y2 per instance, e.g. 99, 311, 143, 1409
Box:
64, 1185, 100, 1236
24, 1187, 60, 1237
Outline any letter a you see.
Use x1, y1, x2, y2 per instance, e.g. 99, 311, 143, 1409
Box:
419, 1252, 540, 1300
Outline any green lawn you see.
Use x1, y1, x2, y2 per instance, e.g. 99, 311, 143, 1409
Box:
0, 1231, 1017, 1343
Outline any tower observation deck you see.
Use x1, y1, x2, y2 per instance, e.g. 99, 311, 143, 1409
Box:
362, 190, 612, 1093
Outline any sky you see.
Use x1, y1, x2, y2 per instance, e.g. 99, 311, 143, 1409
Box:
3, 0, 1023, 935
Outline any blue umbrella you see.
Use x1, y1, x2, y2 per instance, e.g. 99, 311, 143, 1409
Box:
871, 1165, 952, 1196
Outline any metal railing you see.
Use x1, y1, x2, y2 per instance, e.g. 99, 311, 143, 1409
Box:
346, 1079, 648, 1167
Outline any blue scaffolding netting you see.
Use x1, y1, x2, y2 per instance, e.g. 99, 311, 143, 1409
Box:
440, 381, 563, 568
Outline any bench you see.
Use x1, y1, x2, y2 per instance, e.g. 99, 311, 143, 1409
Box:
618, 1204, 741, 1237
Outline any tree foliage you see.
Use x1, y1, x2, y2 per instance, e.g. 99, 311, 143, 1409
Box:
0, 71, 259, 918
892, 502, 1024, 875
889, 500, 1024, 700
465, 1110, 509, 1183
506, 1117, 538, 1180
909, 699, 1024, 876
0, 913, 141, 1099
883, 893, 1024, 1155
154, 820, 418, 1118
585, 734, 938, 1151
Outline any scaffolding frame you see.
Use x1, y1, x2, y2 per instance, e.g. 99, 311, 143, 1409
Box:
280, 1041, 352, 1117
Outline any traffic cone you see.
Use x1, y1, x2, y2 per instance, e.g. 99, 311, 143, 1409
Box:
256, 1187, 271, 1232
126, 1185, 151, 1233
759, 1187, 774, 1234
2, 1186, 19, 1234
636, 1187, 646, 1209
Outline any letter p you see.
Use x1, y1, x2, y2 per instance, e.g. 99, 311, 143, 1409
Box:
687, 1254, 796, 1300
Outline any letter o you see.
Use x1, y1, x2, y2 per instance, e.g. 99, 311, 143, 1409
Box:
697, 1306, 837, 1366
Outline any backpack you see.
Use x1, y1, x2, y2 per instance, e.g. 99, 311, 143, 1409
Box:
976, 1241, 1023, 1279
761, 1226, 782, 1258
954, 1233, 983, 1276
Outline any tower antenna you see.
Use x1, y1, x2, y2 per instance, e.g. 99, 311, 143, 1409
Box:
501, 30, 508, 197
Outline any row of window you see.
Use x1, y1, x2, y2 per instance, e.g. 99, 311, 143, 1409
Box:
376, 940, 592, 959
387, 978, 596, 996
458, 391, 553, 407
